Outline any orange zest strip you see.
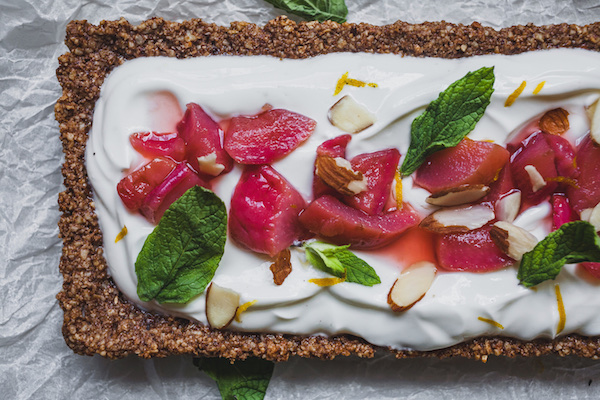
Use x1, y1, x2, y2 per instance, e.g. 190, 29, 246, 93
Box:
334, 72, 378, 95
115, 225, 128, 243
533, 81, 546, 95
235, 299, 258, 323
478, 317, 504, 330
334, 72, 349, 95
394, 171, 403, 210
505, 81, 527, 107
367, 83, 379, 88
555, 284, 566, 335
545, 176, 579, 189
308, 277, 345, 287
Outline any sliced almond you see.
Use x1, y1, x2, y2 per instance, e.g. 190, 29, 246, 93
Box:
315, 154, 367, 196
328, 95, 376, 134
588, 99, 600, 145
205, 282, 240, 330
490, 221, 538, 261
426, 184, 490, 207
581, 202, 600, 232
539, 107, 569, 135
420, 204, 495, 234
197, 152, 225, 176
524, 165, 546, 193
495, 190, 522, 223
388, 261, 437, 312
270, 248, 292, 285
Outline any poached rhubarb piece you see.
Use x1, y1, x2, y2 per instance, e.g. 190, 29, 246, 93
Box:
299, 195, 420, 249
117, 157, 177, 211
140, 162, 211, 224
313, 134, 352, 199
129, 131, 186, 161
568, 135, 600, 213
225, 108, 316, 164
177, 103, 233, 177
435, 225, 514, 272
343, 149, 400, 215
414, 138, 509, 193
229, 165, 309, 257
551, 193, 577, 230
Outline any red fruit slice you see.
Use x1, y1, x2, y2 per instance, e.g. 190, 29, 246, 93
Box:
551, 193, 577, 231
130, 131, 186, 161
343, 149, 401, 215
507, 117, 542, 153
545, 134, 578, 179
435, 225, 514, 272
414, 138, 509, 193
229, 165, 309, 257
582, 262, 600, 279
313, 135, 352, 199
485, 165, 515, 204
140, 162, 211, 224
225, 108, 317, 164
117, 157, 177, 211
177, 103, 233, 177
298, 195, 420, 249
567, 135, 600, 213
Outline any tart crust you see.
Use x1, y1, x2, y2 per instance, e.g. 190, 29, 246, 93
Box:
56, 16, 600, 360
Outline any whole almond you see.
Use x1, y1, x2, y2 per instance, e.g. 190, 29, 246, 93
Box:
270, 248, 292, 285
539, 108, 569, 135
426, 184, 490, 207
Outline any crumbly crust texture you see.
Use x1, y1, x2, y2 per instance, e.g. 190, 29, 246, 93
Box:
56, 16, 600, 361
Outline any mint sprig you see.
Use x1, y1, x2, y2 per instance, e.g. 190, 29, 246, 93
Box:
400, 66, 495, 176
518, 221, 600, 288
264, 0, 348, 23
194, 357, 274, 400
135, 186, 227, 304
304, 241, 381, 286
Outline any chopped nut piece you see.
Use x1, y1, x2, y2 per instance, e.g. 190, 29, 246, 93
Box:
205, 283, 240, 330
426, 184, 490, 207
490, 221, 538, 261
270, 248, 292, 285
196, 152, 225, 176
315, 154, 367, 196
388, 261, 437, 312
495, 191, 522, 223
420, 204, 495, 234
540, 108, 570, 135
524, 165, 546, 192
328, 95, 376, 134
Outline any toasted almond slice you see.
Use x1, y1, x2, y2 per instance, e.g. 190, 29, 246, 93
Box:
581, 202, 600, 232
270, 248, 292, 285
490, 221, 538, 261
588, 99, 600, 145
197, 152, 225, 176
205, 282, 240, 330
524, 165, 546, 193
328, 95, 376, 134
420, 204, 495, 234
426, 184, 490, 207
495, 190, 522, 223
388, 261, 437, 312
539, 108, 569, 135
315, 154, 367, 196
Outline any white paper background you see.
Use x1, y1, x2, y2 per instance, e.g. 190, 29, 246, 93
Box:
2, 0, 600, 399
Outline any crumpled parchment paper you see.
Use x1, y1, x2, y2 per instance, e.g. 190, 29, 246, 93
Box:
1, 0, 600, 398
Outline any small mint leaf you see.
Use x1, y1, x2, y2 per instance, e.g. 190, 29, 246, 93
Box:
400, 66, 495, 176
264, 0, 348, 23
304, 241, 381, 286
518, 221, 600, 287
194, 357, 274, 400
135, 186, 227, 304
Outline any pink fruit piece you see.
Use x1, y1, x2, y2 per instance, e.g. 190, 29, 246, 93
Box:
581, 262, 600, 279
177, 103, 233, 177
117, 157, 178, 211
313, 134, 352, 199
414, 138, 510, 193
435, 225, 514, 272
484, 165, 515, 205
298, 195, 420, 249
343, 149, 401, 215
545, 134, 579, 179
229, 165, 309, 257
140, 162, 211, 225
506, 117, 542, 153
510, 132, 559, 207
551, 193, 577, 231
130, 131, 186, 161
567, 135, 600, 213
225, 108, 317, 164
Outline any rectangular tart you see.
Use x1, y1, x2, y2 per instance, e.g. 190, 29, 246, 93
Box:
56, 16, 600, 361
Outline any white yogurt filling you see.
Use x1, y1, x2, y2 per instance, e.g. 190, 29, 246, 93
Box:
87, 49, 600, 351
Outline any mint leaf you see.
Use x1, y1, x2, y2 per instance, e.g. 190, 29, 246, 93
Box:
136, 186, 227, 304
518, 221, 600, 288
194, 357, 274, 400
264, 0, 348, 23
304, 241, 381, 286
400, 66, 495, 176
